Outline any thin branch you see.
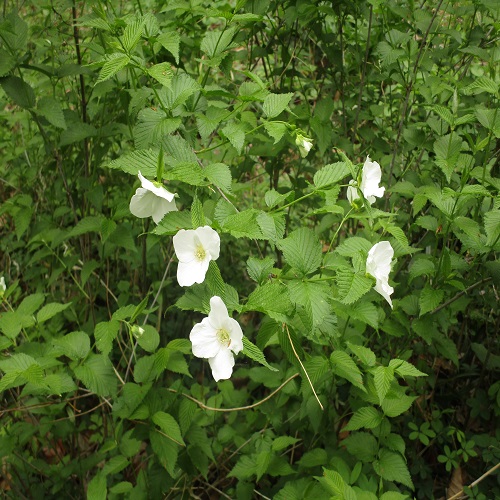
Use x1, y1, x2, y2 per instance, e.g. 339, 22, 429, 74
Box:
167, 372, 299, 412
283, 323, 324, 410
447, 462, 500, 500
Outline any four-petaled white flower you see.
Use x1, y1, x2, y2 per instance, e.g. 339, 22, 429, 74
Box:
295, 134, 314, 158
129, 171, 177, 224
173, 226, 220, 287
190, 296, 244, 381
366, 241, 394, 308
347, 156, 385, 205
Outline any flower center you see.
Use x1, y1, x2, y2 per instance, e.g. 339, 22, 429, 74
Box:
216, 328, 231, 347
194, 243, 207, 262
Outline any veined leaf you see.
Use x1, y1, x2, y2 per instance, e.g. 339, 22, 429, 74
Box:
96, 53, 130, 83
371, 365, 394, 404
204, 163, 232, 192
335, 267, 373, 305
374, 448, 414, 489
263, 92, 293, 118
0, 76, 36, 109
36, 302, 71, 323
314, 162, 351, 188
419, 285, 444, 316
278, 228, 322, 276
73, 354, 117, 397
147, 62, 173, 87
344, 406, 383, 431
157, 31, 180, 64
201, 27, 238, 58
242, 336, 278, 371
122, 18, 145, 52
152, 412, 185, 446
331, 351, 365, 392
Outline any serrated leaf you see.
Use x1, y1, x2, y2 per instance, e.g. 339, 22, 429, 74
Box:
102, 455, 129, 476
87, 471, 107, 500
433, 132, 463, 182
94, 320, 120, 356
389, 359, 427, 378
53, 331, 90, 360
157, 31, 180, 64
335, 236, 373, 257
272, 436, 300, 452
137, 325, 160, 353
152, 412, 185, 446
288, 280, 330, 333
462, 76, 498, 96
73, 354, 117, 397
37, 97, 66, 129
165, 162, 204, 185
242, 336, 278, 371
106, 149, 158, 177
96, 53, 130, 83
344, 406, 383, 431
314, 162, 351, 188
222, 209, 264, 238
60, 122, 97, 146
264, 121, 288, 143
147, 62, 173, 87
381, 394, 417, 417
278, 228, 322, 276
246, 256, 275, 284
331, 351, 365, 392
374, 449, 414, 489
432, 105, 454, 126
342, 432, 378, 463
409, 257, 435, 282
346, 342, 376, 366
134, 108, 181, 148
256, 212, 285, 244
122, 18, 145, 52
372, 366, 394, 404
419, 286, 444, 316
484, 210, 500, 247
36, 302, 71, 323
342, 301, 379, 329
150, 430, 179, 477
244, 283, 292, 322
222, 122, 245, 153
336, 268, 373, 305
201, 27, 237, 57
263, 92, 293, 118
0, 76, 36, 109
205, 163, 232, 192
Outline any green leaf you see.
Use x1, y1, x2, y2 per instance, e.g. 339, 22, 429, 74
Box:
246, 256, 275, 284
264, 121, 288, 143
335, 236, 372, 257
137, 325, 160, 353
462, 76, 498, 96
60, 122, 97, 146
341, 301, 379, 329
53, 331, 90, 360
264, 189, 293, 209
346, 342, 376, 367
371, 366, 394, 404
263, 92, 293, 118
152, 412, 185, 446
122, 18, 145, 52
257, 212, 285, 245
389, 359, 427, 378
222, 209, 264, 239
484, 210, 500, 247
201, 27, 237, 58
381, 394, 417, 417
106, 149, 158, 177
134, 108, 181, 149
150, 430, 179, 477
278, 228, 322, 276
342, 432, 378, 463
147, 62, 173, 87
206, 261, 226, 302
374, 449, 414, 489
154, 211, 192, 235
113, 382, 151, 419
0, 76, 36, 109
272, 436, 300, 452
94, 320, 120, 356
37, 97, 66, 129
244, 282, 292, 322
87, 471, 107, 500
344, 406, 383, 431
36, 302, 72, 323
222, 122, 245, 153
102, 455, 129, 476
433, 132, 463, 182
242, 336, 278, 371
288, 280, 330, 333
335, 268, 373, 305
419, 285, 444, 316
96, 53, 130, 83
0, 48, 15, 76
163, 73, 200, 109
204, 163, 232, 193
157, 31, 180, 64
314, 162, 351, 188
331, 351, 366, 392
165, 162, 204, 185
74, 354, 117, 397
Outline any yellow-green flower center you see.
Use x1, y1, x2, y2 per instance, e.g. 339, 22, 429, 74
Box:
216, 328, 231, 347
194, 244, 206, 262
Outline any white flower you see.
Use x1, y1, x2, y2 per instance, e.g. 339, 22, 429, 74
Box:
190, 296, 244, 381
0, 277, 5, 297
366, 241, 394, 308
173, 226, 220, 287
347, 156, 385, 205
129, 171, 177, 224
295, 134, 313, 157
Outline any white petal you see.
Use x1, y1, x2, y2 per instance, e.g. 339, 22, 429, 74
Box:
195, 226, 220, 260
177, 259, 210, 287
374, 279, 394, 308
227, 318, 244, 354
151, 197, 177, 224
0, 277, 5, 292
366, 241, 394, 281
190, 318, 221, 358
173, 230, 197, 263
208, 296, 229, 330
208, 348, 235, 381
138, 171, 175, 202
361, 157, 385, 200
130, 188, 155, 218
347, 182, 359, 203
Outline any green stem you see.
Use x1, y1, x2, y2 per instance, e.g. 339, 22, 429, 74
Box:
327, 208, 354, 252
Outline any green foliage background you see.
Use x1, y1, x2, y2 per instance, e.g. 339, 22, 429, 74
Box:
0, 0, 499, 498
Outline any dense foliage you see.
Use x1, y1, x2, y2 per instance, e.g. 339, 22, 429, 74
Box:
0, 0, 499, 498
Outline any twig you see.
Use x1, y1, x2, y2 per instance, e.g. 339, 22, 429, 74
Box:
431, 278, 492, 315
447, 462, 500, 500
283, 324, 324, 410
167, 372, 299, 412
